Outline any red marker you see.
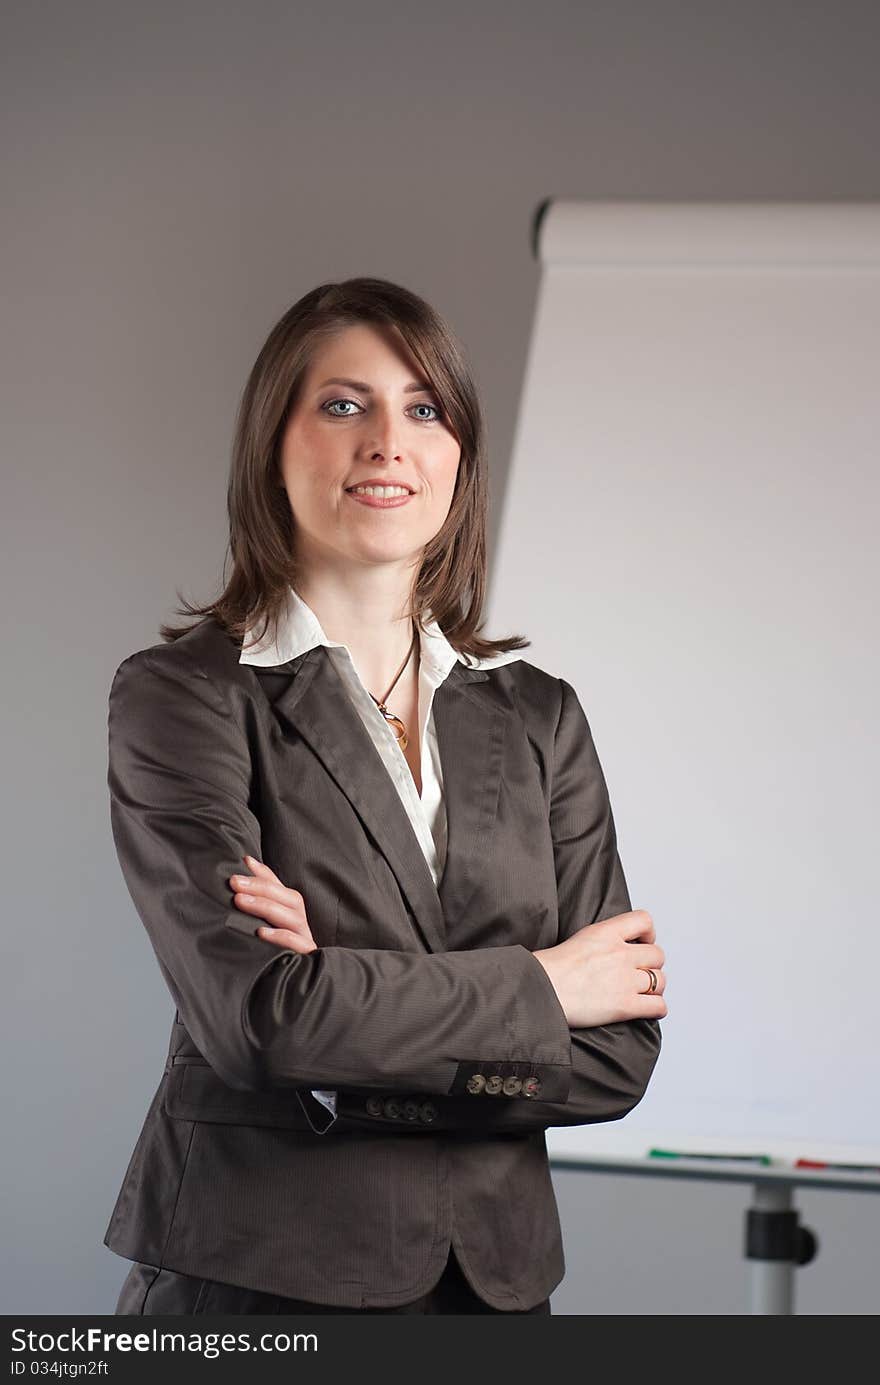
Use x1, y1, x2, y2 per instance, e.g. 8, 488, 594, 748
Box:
794, 1159, 880, 1173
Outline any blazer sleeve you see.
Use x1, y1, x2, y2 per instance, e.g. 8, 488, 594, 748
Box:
330, 676, 662, 1137
107, 646, 574, 1104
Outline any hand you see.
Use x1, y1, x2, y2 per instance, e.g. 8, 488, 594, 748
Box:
532, 910, 667, 1028
228, 855, 318, 954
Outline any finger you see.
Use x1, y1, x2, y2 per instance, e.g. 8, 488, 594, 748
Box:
636, 966, 666, 995
256, 926, 316, 954
630, 993, 668, 1019
243, 854, 279, 882
629, 942, 666, 968
230, 874, 304, 911
616, 910, 655, 943
233, 891, 305, 932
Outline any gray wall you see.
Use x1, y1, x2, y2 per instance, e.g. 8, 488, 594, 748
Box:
3, 0, 878, 1315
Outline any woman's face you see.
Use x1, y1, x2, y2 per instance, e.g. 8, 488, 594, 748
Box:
279, 322, 462, 576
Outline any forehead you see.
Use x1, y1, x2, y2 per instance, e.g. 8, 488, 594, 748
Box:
305, 321, 424, 383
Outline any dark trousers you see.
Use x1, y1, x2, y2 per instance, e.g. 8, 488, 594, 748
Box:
115, 1245, 551, 1315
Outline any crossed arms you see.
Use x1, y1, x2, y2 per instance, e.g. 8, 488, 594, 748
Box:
107, 646, 661, 1137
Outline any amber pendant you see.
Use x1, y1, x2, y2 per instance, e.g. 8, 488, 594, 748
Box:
378, 704, 408, 751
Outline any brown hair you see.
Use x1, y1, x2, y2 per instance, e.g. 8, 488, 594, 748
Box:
159, 276, 531, 664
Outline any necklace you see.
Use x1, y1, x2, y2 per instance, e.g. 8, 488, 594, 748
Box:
369, 621, 418, 751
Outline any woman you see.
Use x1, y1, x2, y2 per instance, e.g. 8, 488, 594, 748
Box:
106, 277, 667, 1316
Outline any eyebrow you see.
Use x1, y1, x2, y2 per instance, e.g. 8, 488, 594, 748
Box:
316, 376, 437, 395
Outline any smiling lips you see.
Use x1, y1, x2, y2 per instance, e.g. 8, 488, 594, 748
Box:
345, 484, 415, 509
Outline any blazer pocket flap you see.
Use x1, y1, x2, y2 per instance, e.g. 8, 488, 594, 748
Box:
163, 1061, 316, 1131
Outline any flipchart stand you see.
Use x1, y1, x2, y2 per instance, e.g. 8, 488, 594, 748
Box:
549, 1153, 880, 1315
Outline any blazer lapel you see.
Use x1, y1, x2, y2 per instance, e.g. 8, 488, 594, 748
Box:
260, 648, 447, 953
254, 648, 510, 955
432, 662, 509, 930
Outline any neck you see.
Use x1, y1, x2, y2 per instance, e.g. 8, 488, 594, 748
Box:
294, 567, 420, 695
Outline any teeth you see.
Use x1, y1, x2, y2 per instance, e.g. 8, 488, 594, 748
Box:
348, 485, 411, 497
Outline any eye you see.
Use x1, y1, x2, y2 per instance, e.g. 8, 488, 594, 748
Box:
321, 398, 445, 423
409, 402, 444, 423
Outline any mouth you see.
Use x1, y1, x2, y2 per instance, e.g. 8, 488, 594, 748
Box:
344, 482, 416, 509
344, 486, 415, 509
345, 482, 415, 495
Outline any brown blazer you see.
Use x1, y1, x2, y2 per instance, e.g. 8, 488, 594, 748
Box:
102, 616, 661, 1311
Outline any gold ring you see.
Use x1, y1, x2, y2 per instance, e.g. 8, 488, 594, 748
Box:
644, 968, 658, 994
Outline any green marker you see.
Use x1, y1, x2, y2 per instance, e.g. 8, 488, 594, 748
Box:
649, 1147, 773, 1167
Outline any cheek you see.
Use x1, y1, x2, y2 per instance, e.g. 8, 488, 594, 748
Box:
281, 420, 344, 477
420, 456, 460, 531
432, 442, 461, 496
281, 443, 343, 502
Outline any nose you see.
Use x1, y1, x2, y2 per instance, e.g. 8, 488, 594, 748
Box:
364, 403, 404, 463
